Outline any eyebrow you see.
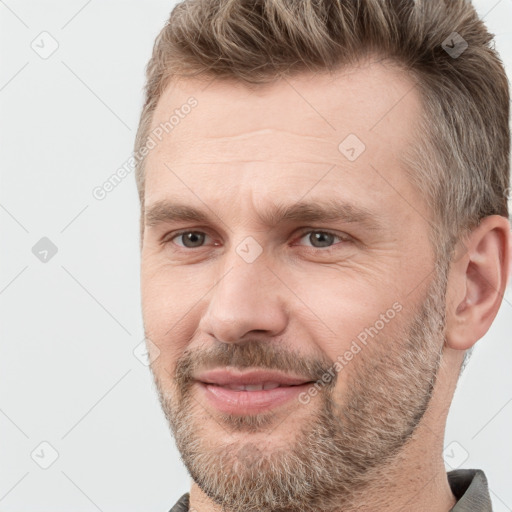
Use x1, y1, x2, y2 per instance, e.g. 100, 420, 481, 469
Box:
144, 198, 382, 231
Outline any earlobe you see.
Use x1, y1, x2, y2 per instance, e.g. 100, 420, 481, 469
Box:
445, 215, 511, 351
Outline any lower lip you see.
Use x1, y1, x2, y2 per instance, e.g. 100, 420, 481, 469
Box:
197, 381, 313, 414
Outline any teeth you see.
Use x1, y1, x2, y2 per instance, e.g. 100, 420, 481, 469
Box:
244, 384, 264, 391
224, 384, 249, 391
219, 382, 281, 391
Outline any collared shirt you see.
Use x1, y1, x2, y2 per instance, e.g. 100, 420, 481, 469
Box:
168, 469, 493, 511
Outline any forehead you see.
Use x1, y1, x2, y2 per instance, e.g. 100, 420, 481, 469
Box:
143, 59, 425, 220
148, 60, 420, 150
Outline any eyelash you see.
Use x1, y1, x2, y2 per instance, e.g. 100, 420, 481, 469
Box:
163, 228, 352, 251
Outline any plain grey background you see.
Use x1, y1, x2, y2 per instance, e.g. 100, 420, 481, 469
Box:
0, 1, 511, 511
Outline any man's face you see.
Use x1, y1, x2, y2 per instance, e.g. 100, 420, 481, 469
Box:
140, 61, 446, 511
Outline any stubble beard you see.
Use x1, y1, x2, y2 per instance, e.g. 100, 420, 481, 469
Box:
151, 266, 448, 512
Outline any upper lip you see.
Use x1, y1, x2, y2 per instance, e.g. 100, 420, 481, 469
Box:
195, 368, 313, 386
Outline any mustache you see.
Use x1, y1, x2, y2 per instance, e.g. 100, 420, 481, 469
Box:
174, 339, 336, 390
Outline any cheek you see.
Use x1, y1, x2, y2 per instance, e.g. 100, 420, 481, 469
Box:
141, 263, 203, 367
289, 269, 407, 361
141, 251, 199, 308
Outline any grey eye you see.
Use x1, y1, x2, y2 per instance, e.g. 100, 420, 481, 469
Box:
176, 231, 207, 248
303, 231, 338, 248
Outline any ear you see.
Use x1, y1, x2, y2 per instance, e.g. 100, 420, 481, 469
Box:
445, 215, 511, 351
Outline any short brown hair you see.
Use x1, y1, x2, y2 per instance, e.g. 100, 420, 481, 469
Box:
135, 0, 510, 256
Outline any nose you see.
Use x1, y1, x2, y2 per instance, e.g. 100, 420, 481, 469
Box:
199, 253, 289, 343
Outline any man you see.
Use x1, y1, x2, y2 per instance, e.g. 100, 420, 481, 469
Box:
135, 0, 511, 511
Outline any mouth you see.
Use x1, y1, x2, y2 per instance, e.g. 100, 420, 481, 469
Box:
202, 381, 307, 391
194, 368, 315, 414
